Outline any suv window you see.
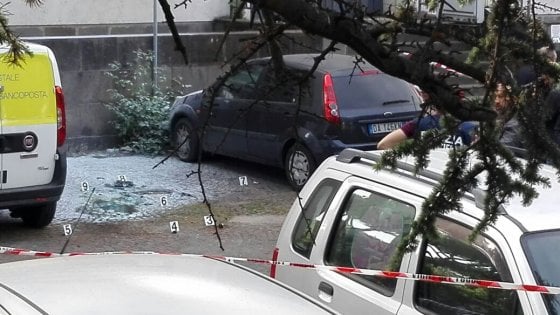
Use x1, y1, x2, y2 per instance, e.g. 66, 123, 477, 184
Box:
415, 218, 522, 315
326, 188, 415, 296
219, 64, 264, 99
292, 179, 341, 258
521, 230, 560, 315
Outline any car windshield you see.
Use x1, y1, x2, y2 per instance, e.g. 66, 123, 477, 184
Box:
333, 73, 421, 111
522, 230, 560, 314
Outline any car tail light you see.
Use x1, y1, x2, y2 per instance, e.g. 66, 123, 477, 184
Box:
323, 73, 341, 125
270, 247, 279, 278
55, 86, 66, 147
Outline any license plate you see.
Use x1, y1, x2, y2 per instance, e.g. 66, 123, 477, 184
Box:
368, 121, 404, 134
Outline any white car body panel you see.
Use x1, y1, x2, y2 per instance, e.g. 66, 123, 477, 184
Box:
0, 254, 338, 315
2, 124, 57, 188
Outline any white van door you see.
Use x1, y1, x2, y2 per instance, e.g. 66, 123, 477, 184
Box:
0, 51, 57, 190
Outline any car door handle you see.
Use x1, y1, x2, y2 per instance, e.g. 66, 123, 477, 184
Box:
318, 281, 334, 303
20, 153, 39, 159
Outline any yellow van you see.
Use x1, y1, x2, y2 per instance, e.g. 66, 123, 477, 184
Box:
0, 42, 67, 228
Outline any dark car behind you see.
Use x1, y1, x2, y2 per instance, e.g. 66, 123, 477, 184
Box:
169, 54, 422, 190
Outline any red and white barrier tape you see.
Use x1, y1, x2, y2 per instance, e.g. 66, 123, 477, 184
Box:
2, 246, 559, 294
400, 52, 469, 78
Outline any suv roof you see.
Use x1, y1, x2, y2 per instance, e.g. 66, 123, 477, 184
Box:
334, 148, 560, 232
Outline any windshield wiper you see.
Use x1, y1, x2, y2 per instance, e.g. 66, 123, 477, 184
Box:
383, 100, 410, 106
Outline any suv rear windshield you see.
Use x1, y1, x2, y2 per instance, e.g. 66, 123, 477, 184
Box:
521, 230, 560, 314
333, 73, 421, 110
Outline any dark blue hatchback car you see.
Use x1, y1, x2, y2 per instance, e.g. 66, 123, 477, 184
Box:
169, 54, 422, 190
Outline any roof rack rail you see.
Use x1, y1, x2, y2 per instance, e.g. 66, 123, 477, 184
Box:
337, 148, 445, 183
336, 148, 490, 209
505, 146, 527, 159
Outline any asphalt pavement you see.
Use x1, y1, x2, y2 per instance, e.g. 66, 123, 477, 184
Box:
57, 150, 293, 223
0, 150, 297, 273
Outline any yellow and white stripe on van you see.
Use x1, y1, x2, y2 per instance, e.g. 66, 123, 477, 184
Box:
0, 44, 61, 189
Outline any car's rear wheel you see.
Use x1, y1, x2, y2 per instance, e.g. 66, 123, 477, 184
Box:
15, 202, 57, 228
172, 118, 199, 162
285, 143, 316, 191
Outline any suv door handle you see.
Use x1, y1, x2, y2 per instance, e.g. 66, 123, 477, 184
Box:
318, 281, 334, 303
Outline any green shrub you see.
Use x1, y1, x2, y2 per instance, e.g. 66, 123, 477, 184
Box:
105, 50, 184, 154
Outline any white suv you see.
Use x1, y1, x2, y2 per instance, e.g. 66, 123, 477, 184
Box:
272, 148, 559, 315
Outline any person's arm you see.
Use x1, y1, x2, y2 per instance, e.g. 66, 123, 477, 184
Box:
377, 120, 416, 150
377, 129, 408, 150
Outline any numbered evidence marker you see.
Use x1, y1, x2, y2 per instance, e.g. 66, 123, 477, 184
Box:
169, 221, 180, 233
80, 181, 89, 192
63, 224, 73, 236
204, 215, 215, 226
239, 176, 248, 186
160, 196, 169, 207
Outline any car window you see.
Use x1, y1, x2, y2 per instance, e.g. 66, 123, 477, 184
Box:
415, 218, 523, 315
521, 230, 560, 315
259, 67, 306, 103
219, 63, 265, 100
333, 72, 422, 111
325, 188, 416, 296
292, 179, 341, 258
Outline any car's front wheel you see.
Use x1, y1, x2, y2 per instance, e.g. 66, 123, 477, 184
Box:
14, 202, 57, 228
172, 118, 199, 162
285, 143, 316, 191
